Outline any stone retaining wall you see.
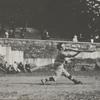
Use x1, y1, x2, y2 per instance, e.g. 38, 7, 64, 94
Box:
0, 38, 100, 68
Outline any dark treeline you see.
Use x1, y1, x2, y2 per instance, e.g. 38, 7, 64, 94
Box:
0, 0, 100, 39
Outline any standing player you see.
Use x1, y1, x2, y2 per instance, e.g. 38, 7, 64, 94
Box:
41, 43, 82, 85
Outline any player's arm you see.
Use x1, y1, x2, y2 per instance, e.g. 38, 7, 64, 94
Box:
70, 51, 81, 57
61, 50, 81, 57
65, 48, 96, 52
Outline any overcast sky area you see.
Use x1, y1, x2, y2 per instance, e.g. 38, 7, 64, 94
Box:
0, 0, 100, 38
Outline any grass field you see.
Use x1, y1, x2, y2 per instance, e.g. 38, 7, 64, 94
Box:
0, 70, 100, 100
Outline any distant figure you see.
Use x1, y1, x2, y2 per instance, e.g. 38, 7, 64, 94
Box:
45, 31, 50, 39
3, 61, 9, 72
73, 34, 78, 42
79, 33, 83, 42
95, 34, 100, 42
13, 61, 20, 73
9, 29, 15, 38
91, 38, 94, 43
25, 62, 31, 73
41, 30, 50, 40
18, 62, 25, 72
5, 31, 9, 38
7, 65, 13, 73
20, 28, 26, 38
90, 35, 94, 43
4, 61, 9, 69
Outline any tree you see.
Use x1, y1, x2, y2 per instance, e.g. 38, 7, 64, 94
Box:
80, 0, 100, 35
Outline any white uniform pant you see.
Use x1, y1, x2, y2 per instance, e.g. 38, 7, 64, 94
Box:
53, 64, 70, 81
13, 64, 20, 72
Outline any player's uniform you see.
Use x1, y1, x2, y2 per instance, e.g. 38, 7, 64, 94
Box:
41, 47, 82, 85
52, 51, 70, 81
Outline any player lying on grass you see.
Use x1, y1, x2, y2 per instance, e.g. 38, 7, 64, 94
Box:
41, 43, 83, 85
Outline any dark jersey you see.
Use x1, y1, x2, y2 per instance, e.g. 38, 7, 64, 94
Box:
54, 51, 66, 64
54, 50, 80, 65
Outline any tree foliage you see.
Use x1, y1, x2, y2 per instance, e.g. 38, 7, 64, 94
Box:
80, 0, 100, 34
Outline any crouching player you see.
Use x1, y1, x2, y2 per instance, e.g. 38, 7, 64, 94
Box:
41, 43, 82, 85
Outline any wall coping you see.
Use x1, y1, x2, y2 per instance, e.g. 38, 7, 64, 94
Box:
0, 38, 100, 45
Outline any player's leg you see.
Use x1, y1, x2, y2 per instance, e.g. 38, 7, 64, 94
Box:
62, 68, 82, 84
67, 74, 82, 84
41, 69, 62, 85
41, 64, 63, 85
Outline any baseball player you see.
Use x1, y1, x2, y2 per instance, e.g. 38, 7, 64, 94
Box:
41, 43, 82, 85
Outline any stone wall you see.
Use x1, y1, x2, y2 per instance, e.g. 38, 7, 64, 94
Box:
0, 38, 100, 68
0, 38, 57, 59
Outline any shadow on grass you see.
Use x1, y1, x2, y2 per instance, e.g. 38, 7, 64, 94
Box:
10, 82, 76, 86
10, 81, 93, 87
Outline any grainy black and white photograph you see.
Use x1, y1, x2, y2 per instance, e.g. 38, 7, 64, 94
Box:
0, 0, 100, 100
